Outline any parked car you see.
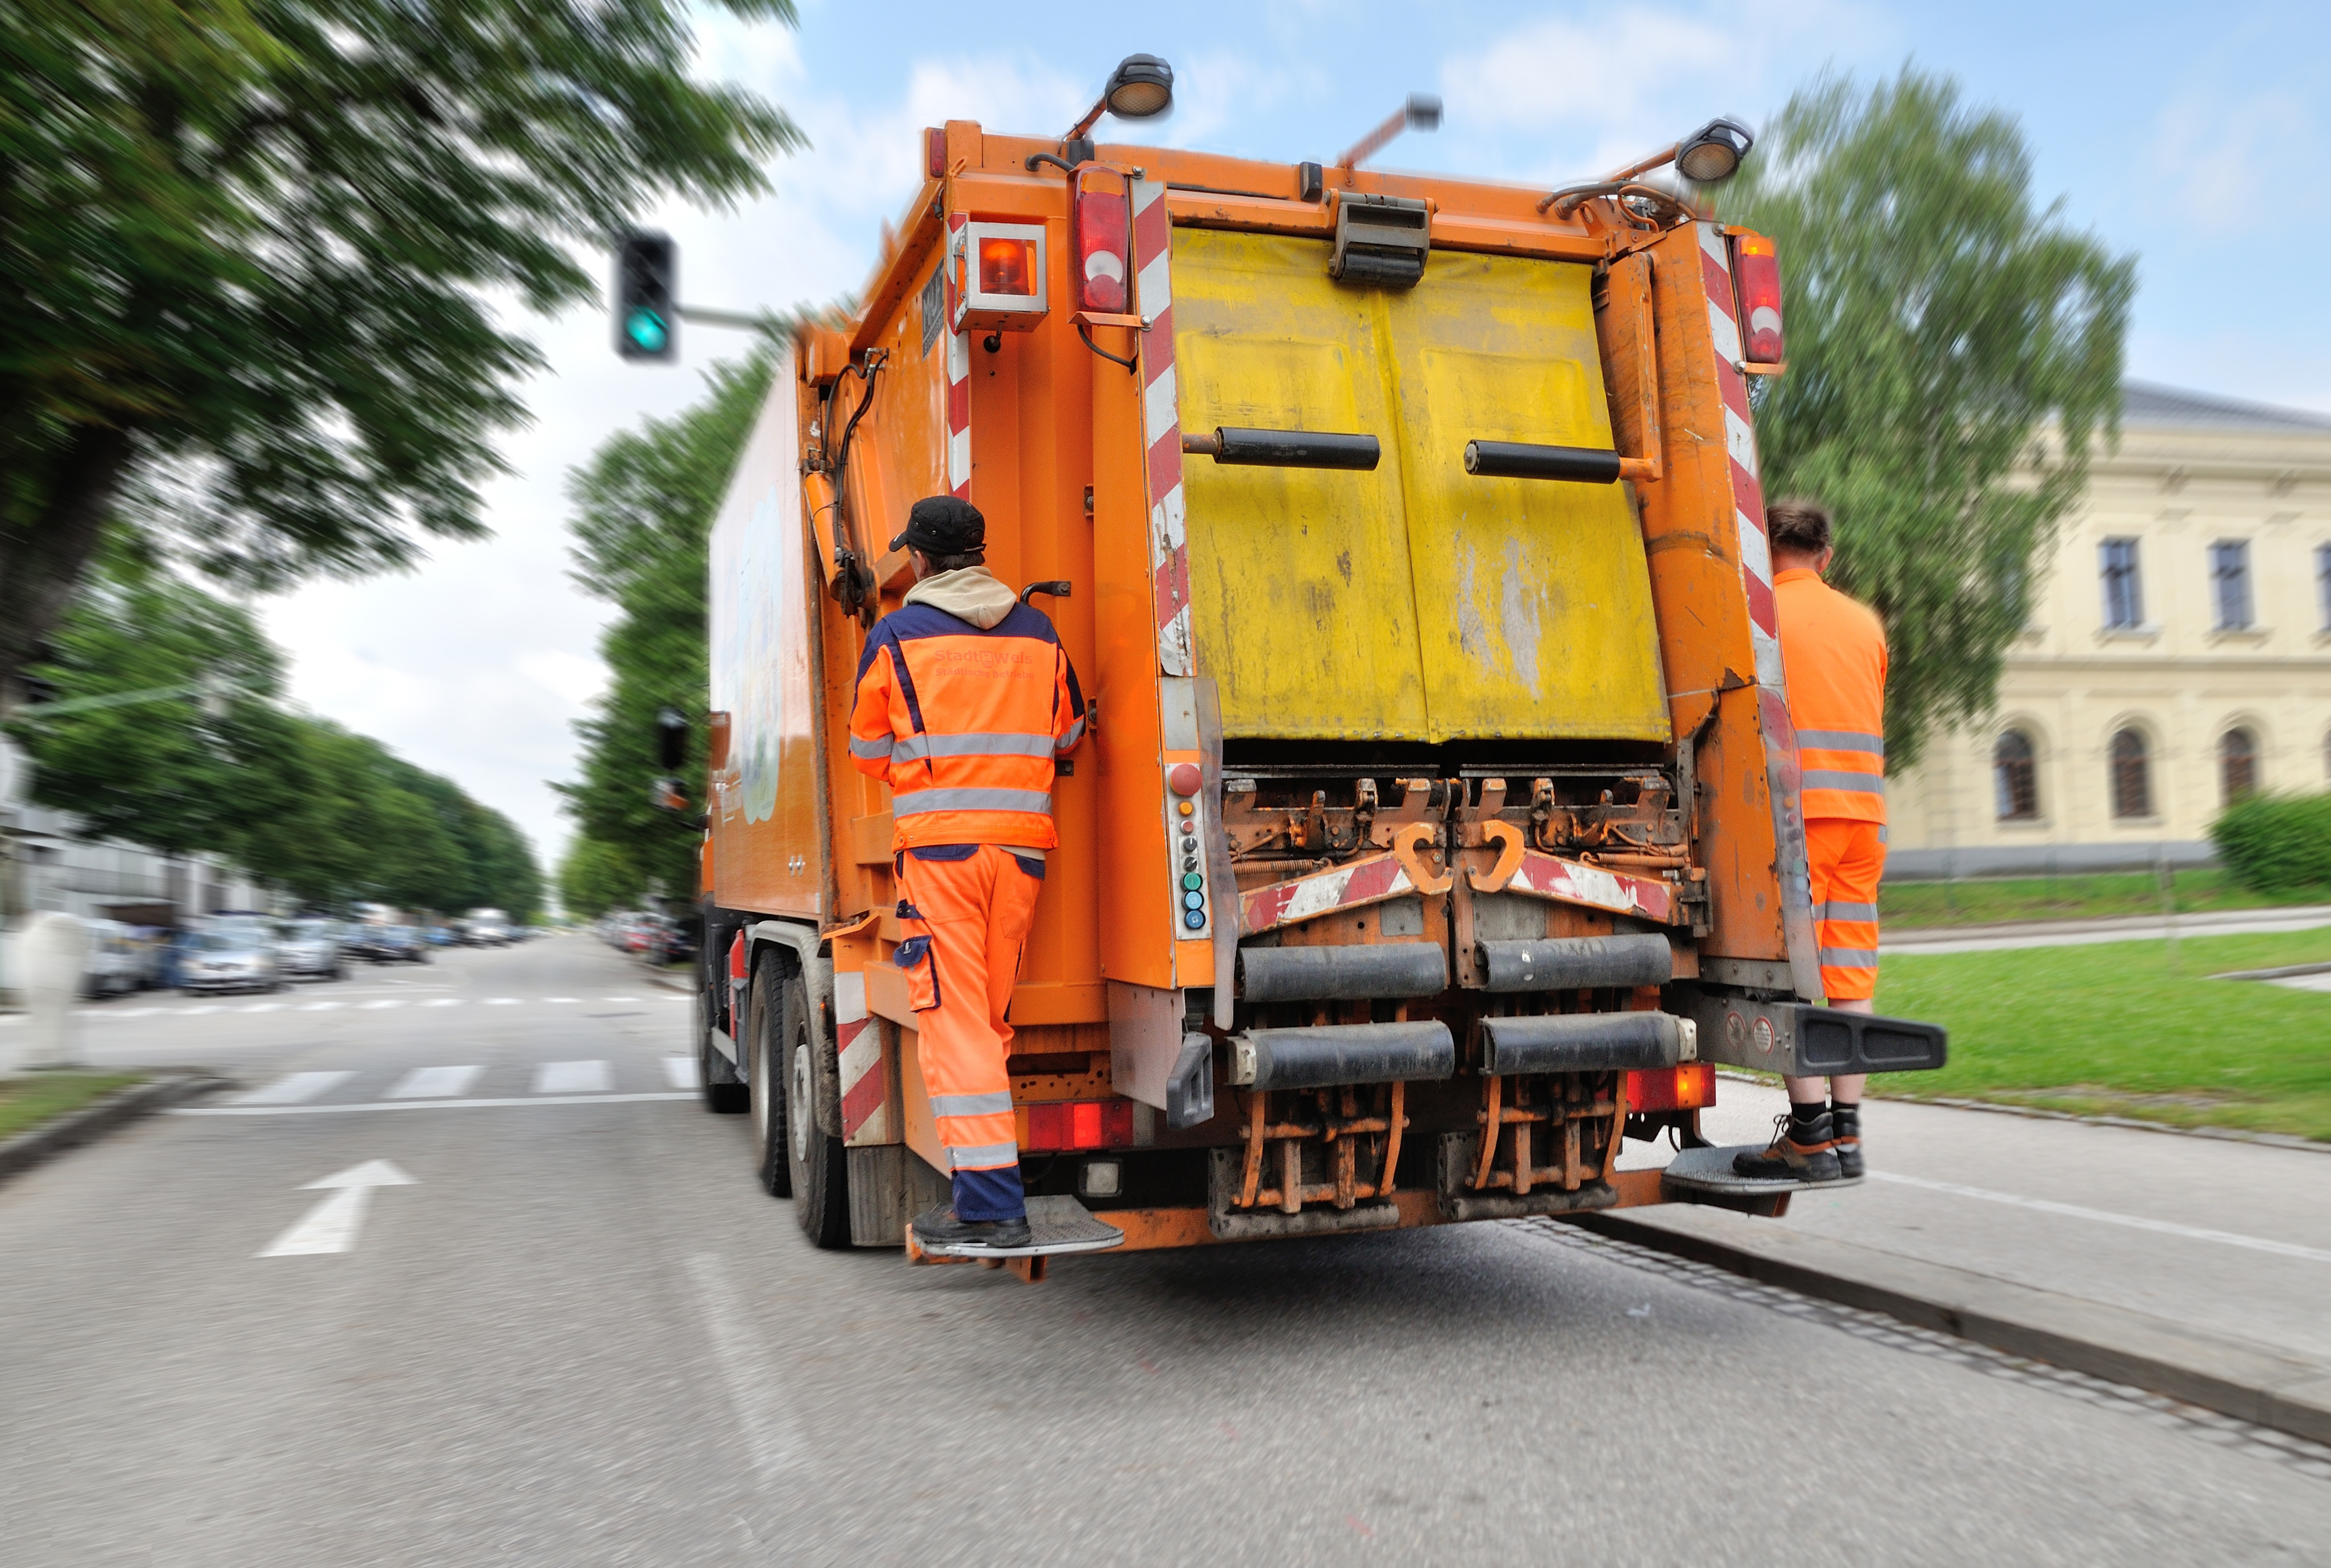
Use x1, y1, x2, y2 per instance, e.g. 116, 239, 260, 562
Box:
179, 931, 281, 993
277, 917, 346, 982
644, 913, 698, 968
426, 925, 457, 947
83, 918, 144, 998
369, 924, 430, 964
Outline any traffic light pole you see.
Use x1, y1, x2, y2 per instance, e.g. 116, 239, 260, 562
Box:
676, 305, 788, 337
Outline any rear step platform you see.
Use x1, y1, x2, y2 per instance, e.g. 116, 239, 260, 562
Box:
1660, 1145, 1864, 1198
907, 1196, 1127, 1262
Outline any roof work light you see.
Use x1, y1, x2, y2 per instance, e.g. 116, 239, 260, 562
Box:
1674, 117, 1755, 183
1064, 54, 1175, 145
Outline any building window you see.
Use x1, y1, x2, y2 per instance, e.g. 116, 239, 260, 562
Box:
1993, 730, 2040, 821
2109, 728, 2152, 819
2100, 538, 2143, 629
2221, 728, 2259, 803
2210, 540, 2254, 630
2317, 545, 2331, 631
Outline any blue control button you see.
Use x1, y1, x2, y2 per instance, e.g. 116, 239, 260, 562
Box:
1182, 889, 1204, 910
1182, 909, 1206, 930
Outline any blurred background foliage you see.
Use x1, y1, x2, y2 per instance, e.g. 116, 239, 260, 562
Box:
8, 536, 542, 918
1727, 67, 2137, 770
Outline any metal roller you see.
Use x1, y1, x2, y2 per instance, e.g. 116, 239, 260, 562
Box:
1477, 1010, 1692, 1076
1231, 1020, 1456, 1091
1477, 933, 1672, 993
1237, 942, 1448, 1003
1184, 426, 1383, 471
1463, 440, 1623, 484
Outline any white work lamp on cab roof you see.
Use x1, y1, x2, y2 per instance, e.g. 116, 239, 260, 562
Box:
1065, 54, 1176, 144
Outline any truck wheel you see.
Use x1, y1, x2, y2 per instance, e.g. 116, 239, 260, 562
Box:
746, 952, 794, 1191
782, 962, 850, 1246
698, 979, 747, 1115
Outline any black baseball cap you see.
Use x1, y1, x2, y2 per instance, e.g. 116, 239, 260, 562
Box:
890, 495, 985, 556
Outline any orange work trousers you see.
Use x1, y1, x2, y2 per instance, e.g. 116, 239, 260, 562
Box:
893, 843, 1044, 1220
1806, 818, 1884, 1002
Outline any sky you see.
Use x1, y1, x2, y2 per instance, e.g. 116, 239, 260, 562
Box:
259, 0, 2331, 888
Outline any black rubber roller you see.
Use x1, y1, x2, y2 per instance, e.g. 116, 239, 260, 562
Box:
1477, 1010, 1691, 1075
1477, 934, 1672, 993
1234, 1021, 1456, 1092
1238, 942, 1447, 1003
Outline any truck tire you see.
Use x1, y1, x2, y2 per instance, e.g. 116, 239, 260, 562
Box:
747, 951, 793, 1186
776, 957, 850, 1246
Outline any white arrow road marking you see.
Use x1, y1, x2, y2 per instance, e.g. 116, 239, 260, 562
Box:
386, 1065, 482, 1099
259, 1160, 416, 1257
534, 1060, 610, 1094
234, 1071, 352, 1106
662, 1056, 700, 1090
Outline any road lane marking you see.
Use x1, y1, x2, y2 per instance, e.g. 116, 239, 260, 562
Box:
486, 997, 522, 1006
1868, 1170, 2331, 1265
601, 996, 643, 1003
685, 1254, 804, 1480
181, 1005, 222, 1015
386, 1065, 483, 1099
662, 1056, 700, 1089
546, 996, 579, 1004
535, 1060, 610, 1094
259, 1160, 416, 1257
359, 999, 406, 1010
298, 1002, 345, 1011
420, 998, 465, 1008
242, 1002, 286, 1014
234, 1071, 354, 1106
176, 1093, 692, 1116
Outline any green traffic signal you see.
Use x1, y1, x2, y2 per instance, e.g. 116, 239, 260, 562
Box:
625, 309, 668, 353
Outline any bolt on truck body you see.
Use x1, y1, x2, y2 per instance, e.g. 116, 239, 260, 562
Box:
690, 101, 1947, 1272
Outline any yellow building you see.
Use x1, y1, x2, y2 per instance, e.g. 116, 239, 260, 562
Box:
1887, 382, 2331, 878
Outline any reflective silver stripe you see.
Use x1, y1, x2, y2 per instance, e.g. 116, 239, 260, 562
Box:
1056, 715, 1086, 750
946, 1141, 1021, 1170
1802, 771, 1886, 796
931, 1091, 1014, 1118
1815, 901, 1880, 924
892, 787, 1054, 817
1797, 729, 1886, 757
849, 735, 893, 760
1819, 947, 1880, 969
893, 731, 1057, 763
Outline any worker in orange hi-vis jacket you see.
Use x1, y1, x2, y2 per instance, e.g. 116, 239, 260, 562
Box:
849, 496, 1086, 1255
1737, 499, 1886, 1186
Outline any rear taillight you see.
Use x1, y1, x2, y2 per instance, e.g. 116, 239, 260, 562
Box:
1626, 1063, 1716, 1113
1070, 166, 1132, 315
1024, 1098, 1135, 1151
925, 127, 946, 180
1732, 233, 1783, 365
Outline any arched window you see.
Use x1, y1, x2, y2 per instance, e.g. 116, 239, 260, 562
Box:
1993, 730, 2040, 821
2220, 728, 2259, 803
2109, 728, 2151, 819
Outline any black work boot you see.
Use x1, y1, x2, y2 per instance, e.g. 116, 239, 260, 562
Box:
911, 1203, 1033, 1253
1732, 1110, 1841, 1183
1830, 1102, 1864, 1179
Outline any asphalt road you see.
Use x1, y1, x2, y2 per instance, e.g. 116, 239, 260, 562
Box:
6, 936, 2330, 1565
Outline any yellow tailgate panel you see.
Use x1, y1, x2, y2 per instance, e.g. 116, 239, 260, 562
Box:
1170, 230, 1666, 743
1171, 231, 1427, 739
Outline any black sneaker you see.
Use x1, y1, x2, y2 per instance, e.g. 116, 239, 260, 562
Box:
911, 1204, 1033, 1253
1830, 1103, 1864, 1179
1732, 1111, 1841, 1183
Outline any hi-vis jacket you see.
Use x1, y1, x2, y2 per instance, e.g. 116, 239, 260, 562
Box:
1773, 566, 1888, 824
849, 570, 1086, 851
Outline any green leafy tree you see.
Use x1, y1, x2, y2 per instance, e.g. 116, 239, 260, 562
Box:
1725, 69, 2136, 768
558, 836, 643, 920
1, 0, 801, 702
560, 351, 775, 900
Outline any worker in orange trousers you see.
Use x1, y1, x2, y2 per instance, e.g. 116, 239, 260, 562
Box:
1738, 498, 1886, 1184
850, 496, 1086, 1252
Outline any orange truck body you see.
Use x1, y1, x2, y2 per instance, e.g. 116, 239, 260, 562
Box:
694, 117, 1941, 1257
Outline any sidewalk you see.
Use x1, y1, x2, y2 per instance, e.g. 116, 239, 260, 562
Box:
1883, 903, 2331, 955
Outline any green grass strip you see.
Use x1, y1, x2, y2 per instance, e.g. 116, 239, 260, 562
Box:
1873, 928, 2331, 1141
1881, 868, 2331, 931
0, 1072, 147, 1144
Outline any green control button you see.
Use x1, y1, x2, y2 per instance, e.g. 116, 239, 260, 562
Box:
1181, 871, 1204, 890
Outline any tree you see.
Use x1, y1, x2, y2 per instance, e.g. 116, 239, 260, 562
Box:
1, 0, 801, 702
1724, 69, 2136, 768
558, 836, 643, 920
559, 351, 775, 900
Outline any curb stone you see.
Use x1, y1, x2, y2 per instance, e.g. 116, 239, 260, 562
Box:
1569, 1207, 2331, 1448
0, 1070, 235, 1187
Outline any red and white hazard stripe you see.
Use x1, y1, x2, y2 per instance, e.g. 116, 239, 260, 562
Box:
835, 968, 886, 1144
1242, 853, 1417, 936
944, 212, 971, 498
1129, 176, 1193, 678
1699, 221, 1819, 997
1502, 850, 1677, 925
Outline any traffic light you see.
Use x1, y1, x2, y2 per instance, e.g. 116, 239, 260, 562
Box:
614, 231, 676, 362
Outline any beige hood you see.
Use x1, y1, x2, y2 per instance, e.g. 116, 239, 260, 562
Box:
903, 566, 1018, 630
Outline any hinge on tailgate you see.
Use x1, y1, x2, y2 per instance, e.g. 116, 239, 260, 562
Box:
1330, 194, 1430, 288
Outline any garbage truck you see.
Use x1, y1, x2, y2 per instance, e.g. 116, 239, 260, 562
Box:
678, 63, 1947, 1275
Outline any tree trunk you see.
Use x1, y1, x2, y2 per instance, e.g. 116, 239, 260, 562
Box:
0, 422, 137, 702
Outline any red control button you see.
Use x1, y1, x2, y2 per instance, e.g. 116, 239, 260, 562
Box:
1167, 762, 1202, 797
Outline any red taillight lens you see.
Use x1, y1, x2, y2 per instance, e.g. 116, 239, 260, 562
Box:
1025, 1098, 1135, 1151
1625, 1063, 1716, 1113
1070, 167, 1131, 315
1733, 233, 1784, 364
925, 127, 946, 180
978, 237, 1037, 297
